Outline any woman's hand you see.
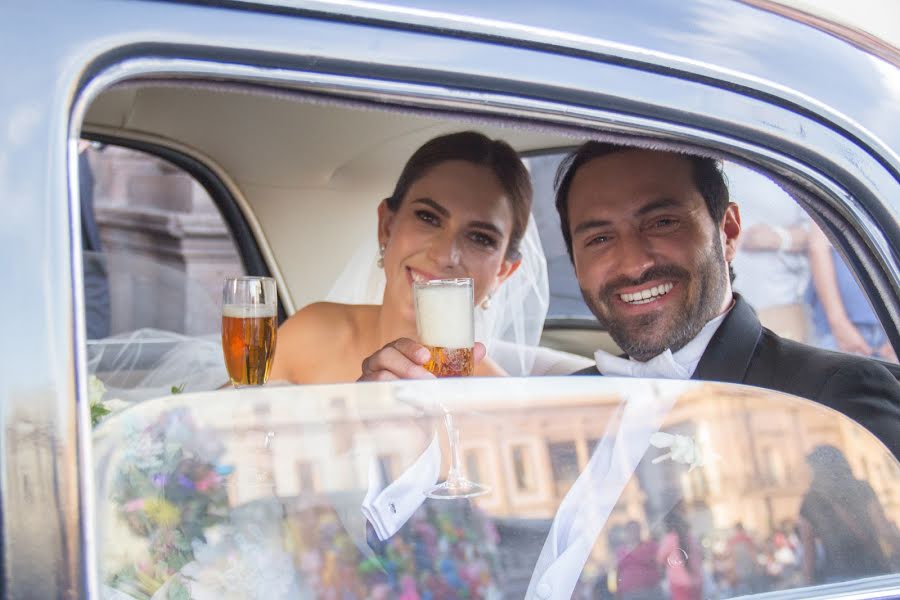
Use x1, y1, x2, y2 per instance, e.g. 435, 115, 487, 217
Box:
831, 319, 873, 356
358, 339, 486, 381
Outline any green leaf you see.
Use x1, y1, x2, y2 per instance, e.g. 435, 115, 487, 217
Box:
91, 402, 111, 427
171, 384, 185, 395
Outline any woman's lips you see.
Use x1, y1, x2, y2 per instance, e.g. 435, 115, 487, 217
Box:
406, 267, 440, 285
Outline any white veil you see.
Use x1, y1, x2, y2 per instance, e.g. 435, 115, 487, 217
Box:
326, 216, 550, 376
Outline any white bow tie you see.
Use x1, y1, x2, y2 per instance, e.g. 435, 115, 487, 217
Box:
593, 348, 690, 380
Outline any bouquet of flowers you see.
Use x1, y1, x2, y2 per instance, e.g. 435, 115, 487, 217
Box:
104, 407, 232, 599
283, 499, 501, 599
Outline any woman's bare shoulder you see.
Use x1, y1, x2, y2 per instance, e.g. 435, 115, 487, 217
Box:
278, 302, 372, 345
271, 302, 377, 382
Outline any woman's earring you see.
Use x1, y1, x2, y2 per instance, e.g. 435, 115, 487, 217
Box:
480, 293, 492, 310
377, 244, 385, 269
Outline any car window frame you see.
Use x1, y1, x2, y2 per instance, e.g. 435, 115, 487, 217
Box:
14, 13, 895, 596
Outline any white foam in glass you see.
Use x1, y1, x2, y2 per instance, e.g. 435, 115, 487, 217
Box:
414, 279, 474, 349
222, 304, 276, 318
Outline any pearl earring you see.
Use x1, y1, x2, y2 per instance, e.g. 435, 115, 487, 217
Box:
377, 244, 385, 269
480, 293, 492, 310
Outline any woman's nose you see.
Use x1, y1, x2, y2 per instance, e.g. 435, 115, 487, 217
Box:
427, 231, 462, 269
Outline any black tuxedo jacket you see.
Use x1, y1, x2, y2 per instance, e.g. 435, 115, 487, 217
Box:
576, 295, 900, 458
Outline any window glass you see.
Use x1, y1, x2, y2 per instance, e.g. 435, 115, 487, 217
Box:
93, 378, 900, 599
526, 152, 898, 366
512, 444, 537, 493
548, 440, 580, 496
79, 141, 245, 399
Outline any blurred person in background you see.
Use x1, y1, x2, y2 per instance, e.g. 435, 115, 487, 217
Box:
616, 520, 663, 600
798, 445, 900, 585
727, 163, 810, 342
657, 509, 703, 600
807, 225, 897, 363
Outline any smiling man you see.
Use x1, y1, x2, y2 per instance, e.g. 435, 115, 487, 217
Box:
555, 141, 900, 457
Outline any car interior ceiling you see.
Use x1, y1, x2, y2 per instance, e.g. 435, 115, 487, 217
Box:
80, 76, 893, 364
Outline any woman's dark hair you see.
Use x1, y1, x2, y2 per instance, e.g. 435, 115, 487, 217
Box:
385, 131, 532, 260
554, 142, 732, 281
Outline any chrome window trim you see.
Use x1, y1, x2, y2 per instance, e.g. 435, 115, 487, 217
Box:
162, 0, 900, 176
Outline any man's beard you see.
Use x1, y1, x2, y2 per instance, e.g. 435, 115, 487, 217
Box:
581, 240, 729, 361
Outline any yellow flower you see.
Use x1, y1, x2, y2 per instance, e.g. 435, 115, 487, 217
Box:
143, 497, 180, 527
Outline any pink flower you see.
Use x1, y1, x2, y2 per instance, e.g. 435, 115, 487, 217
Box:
195, 472, 220, 492
124, 498, 146, 512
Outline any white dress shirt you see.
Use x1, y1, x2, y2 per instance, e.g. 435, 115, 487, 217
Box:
360, 433, 440, 541
593, 304, 732, 379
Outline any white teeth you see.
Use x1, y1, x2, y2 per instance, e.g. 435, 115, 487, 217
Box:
619, 282, 674, 304
409, 269, 426, 283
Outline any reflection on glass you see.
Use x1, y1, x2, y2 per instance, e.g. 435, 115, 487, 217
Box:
425, 406, 490, 499
93, 381, 900, 599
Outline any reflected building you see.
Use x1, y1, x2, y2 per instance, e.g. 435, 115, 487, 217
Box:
222, 382, 900, 554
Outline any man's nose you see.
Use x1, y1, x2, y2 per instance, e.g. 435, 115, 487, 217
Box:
613, 232, 655, 282
427, 231, 462, 270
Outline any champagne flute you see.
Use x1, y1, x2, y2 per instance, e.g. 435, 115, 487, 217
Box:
413, 278, 490, 499
222, 276, 277, 386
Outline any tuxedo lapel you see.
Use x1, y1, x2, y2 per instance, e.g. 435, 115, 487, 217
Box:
691, 295, 762, 384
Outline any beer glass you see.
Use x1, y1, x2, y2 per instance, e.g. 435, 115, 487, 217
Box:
222, 276, 277, 386
414, 278, 489, 499
413, 278, 475, 377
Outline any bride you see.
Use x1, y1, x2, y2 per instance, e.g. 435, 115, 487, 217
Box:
270, 131, 550, 383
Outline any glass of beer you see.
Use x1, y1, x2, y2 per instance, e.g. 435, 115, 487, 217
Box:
222, 276, 277, 387
413, 278, 475, 377
414, 277, 489, 499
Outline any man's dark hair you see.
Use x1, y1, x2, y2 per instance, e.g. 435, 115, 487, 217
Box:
554, 142, 734, 281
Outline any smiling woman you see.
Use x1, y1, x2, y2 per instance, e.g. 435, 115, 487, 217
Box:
269, 131, 546, 383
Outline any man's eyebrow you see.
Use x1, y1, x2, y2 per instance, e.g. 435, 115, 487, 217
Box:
573, 219, 612, 236
635, 197, 682, 216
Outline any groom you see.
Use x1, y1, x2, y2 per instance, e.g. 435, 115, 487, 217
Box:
555, 141, 900, 457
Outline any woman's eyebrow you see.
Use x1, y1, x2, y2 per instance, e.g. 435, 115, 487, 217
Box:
469, 221, 504, 236
411, 197, 449, 217
412, 198, 504, 236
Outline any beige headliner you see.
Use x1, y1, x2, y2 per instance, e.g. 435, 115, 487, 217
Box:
83, 82, 574, 311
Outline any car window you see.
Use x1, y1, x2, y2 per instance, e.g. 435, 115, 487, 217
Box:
79, 141, 245, 400
92, 378, 900, 599
527, 152, 899, 366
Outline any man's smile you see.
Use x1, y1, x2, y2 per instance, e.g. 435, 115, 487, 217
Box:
618, 282, 675, 305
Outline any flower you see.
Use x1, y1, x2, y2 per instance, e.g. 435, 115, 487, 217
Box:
143, 497, 180, 528
649, 431, 719, 471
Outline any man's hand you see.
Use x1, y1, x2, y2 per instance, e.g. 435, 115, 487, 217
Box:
358, 338, 487, 381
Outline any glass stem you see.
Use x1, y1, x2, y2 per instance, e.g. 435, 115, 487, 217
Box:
444, 410, 463, 484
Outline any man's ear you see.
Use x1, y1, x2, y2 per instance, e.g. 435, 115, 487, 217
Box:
377, 199, 395, 246
721, 202, 741, 262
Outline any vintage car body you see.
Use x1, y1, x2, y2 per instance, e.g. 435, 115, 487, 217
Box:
1, 0, 899, 598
